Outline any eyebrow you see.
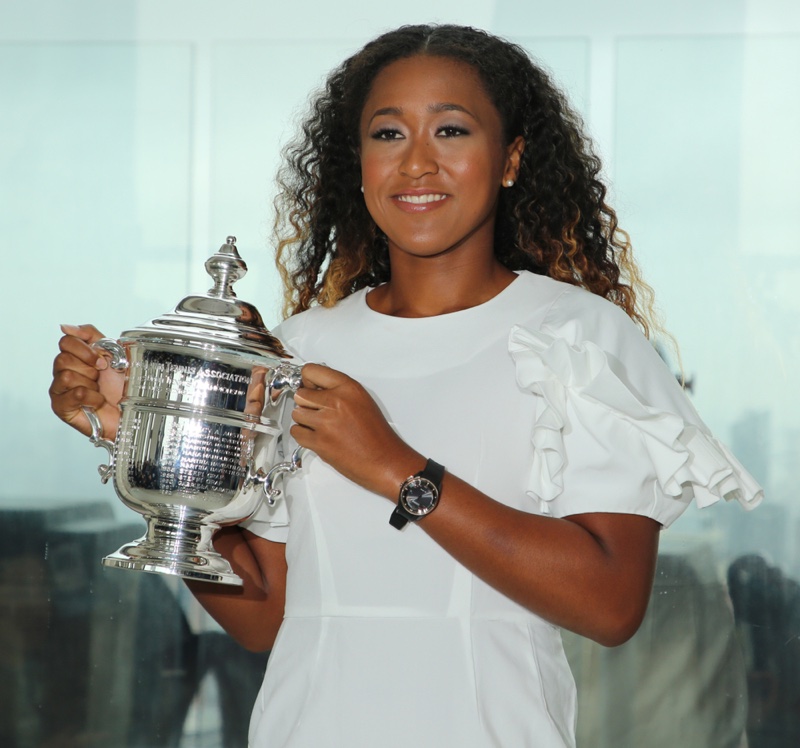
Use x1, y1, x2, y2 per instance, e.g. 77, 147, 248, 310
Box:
367, 102, 476, 125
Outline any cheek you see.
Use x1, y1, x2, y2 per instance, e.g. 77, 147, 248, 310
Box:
359, 144, 390, 187
360, 149, 401, 229
453, 151, 504, 205
449, 137, 505, 178
359, 160, 386, 229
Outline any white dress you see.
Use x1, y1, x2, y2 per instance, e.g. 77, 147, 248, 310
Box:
242, 271, 762, 748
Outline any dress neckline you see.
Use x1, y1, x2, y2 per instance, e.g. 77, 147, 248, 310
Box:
359, 272, 525, 324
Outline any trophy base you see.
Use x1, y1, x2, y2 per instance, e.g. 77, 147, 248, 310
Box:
102, 513, 244, 586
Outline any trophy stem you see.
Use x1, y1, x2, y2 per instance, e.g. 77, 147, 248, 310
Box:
102, 511, 244, 586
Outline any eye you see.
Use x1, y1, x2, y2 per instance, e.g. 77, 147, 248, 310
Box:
371, 127, 403, 141
437, 125, 470, 138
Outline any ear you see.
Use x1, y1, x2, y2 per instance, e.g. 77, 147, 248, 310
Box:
502, 136, 525, 187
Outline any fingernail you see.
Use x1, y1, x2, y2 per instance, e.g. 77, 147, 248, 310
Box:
60, 324, 80, 334
95, 357, 108, 370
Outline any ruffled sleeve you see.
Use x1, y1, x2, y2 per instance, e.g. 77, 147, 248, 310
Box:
508, 320, 763, 528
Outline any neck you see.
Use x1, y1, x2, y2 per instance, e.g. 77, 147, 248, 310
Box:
367, 252, 516, 318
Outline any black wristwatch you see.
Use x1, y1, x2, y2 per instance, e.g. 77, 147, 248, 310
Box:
389, 459, 445, 530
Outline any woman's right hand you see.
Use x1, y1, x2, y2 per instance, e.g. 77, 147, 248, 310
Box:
49, 324, 124, 440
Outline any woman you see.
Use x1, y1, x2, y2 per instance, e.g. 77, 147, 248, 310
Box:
50, 24, 762, 748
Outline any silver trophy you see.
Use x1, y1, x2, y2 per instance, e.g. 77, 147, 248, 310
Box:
84, 236, 302, 585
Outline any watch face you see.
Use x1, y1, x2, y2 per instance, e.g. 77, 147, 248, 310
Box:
400, 477, 439, 516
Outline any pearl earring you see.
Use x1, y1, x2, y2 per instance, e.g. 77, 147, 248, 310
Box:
360, 186, 365, 193
504, 179, 514, 187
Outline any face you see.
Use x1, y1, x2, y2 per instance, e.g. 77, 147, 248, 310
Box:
359, 55, 523, 264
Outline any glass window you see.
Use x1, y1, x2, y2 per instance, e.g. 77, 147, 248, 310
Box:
2, 3, 796, 746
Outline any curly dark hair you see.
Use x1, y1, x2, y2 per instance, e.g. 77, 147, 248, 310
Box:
274, 24, 656, 335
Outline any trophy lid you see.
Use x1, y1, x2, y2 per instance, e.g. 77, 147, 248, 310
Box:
121, 236, 290, 359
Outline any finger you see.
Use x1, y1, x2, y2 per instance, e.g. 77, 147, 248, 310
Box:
290, 401, 328, 429
244, 377, 266, 418
49, 384, 107, 434
50, 385, 106, 413
58, 332, 108, 370
60, 323, 106, 344
60, 324, 110, 370
300, 363, 349, 390
289, 422, 317, 450
292, 387, 335, 410
50, 368, 101, 398
245, 369, 267, 401
53, 349, 101, 381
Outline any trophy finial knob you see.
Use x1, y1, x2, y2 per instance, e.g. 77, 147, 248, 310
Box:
206, 236, 248, 298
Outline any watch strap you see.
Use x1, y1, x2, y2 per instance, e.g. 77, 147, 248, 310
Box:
389, 507, 409, 530
389, 459, 445, 530
419, 458, 445, 488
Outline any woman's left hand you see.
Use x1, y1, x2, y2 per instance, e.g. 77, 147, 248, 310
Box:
290, 363, 420, 499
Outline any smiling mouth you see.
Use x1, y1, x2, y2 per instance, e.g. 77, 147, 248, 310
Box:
396, 193, 448, 204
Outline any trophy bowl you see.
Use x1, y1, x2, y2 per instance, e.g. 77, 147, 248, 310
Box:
84, 237, 302, 585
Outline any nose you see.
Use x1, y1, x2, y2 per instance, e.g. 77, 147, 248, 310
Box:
399, 136, 438, 179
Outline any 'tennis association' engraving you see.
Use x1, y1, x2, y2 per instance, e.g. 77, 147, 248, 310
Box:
119, 351, 256, 497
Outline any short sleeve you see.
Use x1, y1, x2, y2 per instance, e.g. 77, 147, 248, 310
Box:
240, 494, 291, 542
237, 430, 296, 543
508, 293, 763, 528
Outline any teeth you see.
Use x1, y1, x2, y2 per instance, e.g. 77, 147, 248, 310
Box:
397, 194, 447, 204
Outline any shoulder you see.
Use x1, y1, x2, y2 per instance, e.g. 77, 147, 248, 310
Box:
513, 274, 682, 402
537, 279, 651, 360
272, 290, 367, 360
511, 271, 645, 348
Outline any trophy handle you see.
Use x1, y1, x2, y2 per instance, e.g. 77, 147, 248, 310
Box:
92, 337, 129, 370
267, 361, 303, 404
82, 406, 116, 484
83, 338, 128, 484
245, 446, 304, 506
